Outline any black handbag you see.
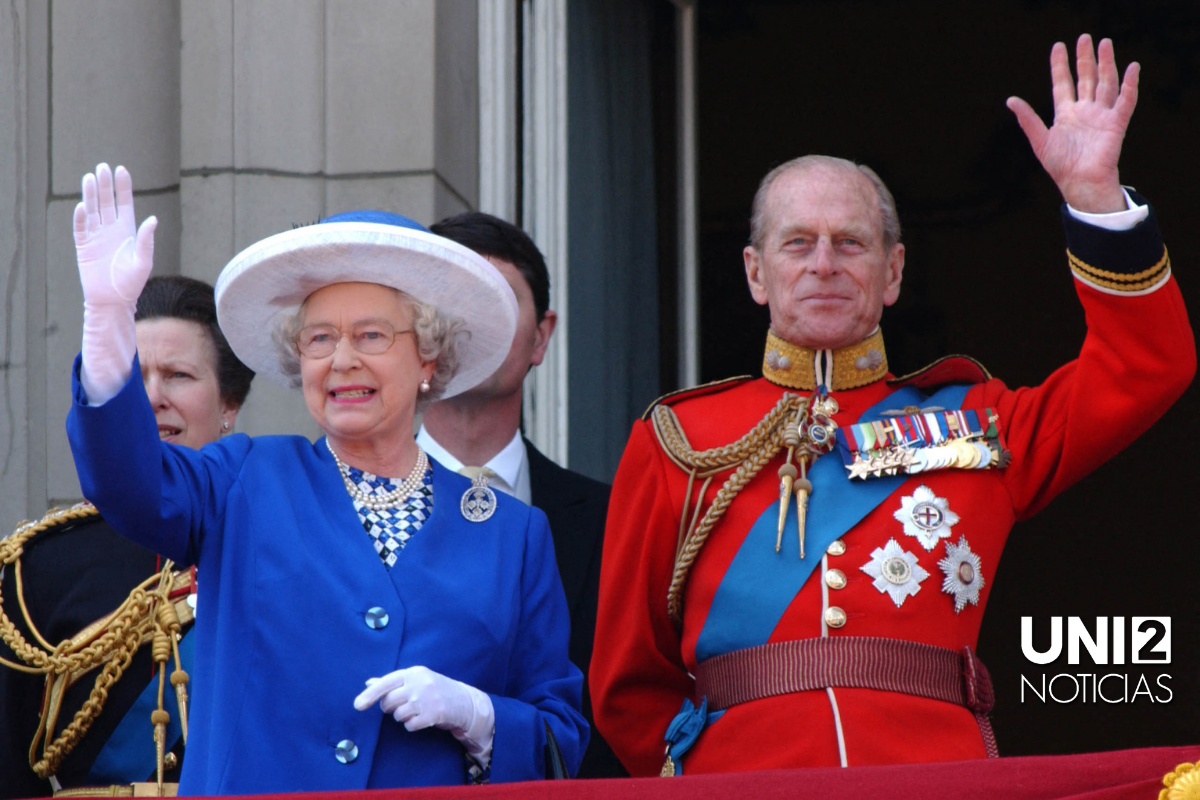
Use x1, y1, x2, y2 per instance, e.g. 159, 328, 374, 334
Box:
544, 721, 569, 779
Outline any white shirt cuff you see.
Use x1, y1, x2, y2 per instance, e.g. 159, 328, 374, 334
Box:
1066, 188, 1148, 231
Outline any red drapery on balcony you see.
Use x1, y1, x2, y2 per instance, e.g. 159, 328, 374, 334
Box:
40, 745, 1191, 800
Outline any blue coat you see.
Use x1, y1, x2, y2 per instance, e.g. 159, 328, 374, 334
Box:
66, 356, 588, 794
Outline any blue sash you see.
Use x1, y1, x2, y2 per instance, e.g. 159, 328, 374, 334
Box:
693, 384, 970, 662
86, 627, 194, 784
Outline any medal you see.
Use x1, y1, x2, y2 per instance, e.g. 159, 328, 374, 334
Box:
894, 485, 959, 551
938, 536, 984, 612
460, 475, 497, 522
860, 538, 930, 608
837, 406, 1011, 480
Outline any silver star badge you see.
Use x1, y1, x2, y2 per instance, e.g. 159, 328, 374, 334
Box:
860, 538, 929, 608
894, 484, 959, 551
938, 536, 984, 613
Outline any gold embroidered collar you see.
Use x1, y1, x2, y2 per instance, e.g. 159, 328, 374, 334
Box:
762, 328, 888, 391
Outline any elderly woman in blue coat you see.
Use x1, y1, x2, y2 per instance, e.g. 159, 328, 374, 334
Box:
66, 164, 587, 794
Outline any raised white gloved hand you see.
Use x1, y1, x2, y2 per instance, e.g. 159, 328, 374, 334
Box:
74, 163, 157, 404
353, 666, 495, 762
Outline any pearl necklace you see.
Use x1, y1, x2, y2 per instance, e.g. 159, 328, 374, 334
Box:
326, 440, 429, 511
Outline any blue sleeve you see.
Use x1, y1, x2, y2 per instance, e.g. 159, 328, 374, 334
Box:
488, 506, 590, 781
65, 353, 250, 565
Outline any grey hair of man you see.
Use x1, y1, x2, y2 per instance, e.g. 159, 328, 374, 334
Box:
272, 287, 464, 411
748, 155, 902, 252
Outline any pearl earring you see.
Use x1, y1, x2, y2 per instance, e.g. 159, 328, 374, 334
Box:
419, 379, 431, 393
223, 421, 231, 431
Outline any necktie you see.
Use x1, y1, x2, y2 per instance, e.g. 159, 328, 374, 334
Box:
458, 465, 515, 497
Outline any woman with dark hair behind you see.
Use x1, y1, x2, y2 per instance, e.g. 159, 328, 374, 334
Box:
0, 275, 255, 798
135, 275, 255, 414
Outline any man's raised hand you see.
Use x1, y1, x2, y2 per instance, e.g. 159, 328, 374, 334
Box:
1006, 34, 1138, 214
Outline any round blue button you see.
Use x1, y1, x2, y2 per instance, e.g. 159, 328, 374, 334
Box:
365, 607, 389, 630
335, 739, 358, 764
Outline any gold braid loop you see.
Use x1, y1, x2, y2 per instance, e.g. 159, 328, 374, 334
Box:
0, 505, 190, 780
1, 505, 99, 566
652, 394, 805, 626
37, 615, 144, 777
652, 393, 802, 475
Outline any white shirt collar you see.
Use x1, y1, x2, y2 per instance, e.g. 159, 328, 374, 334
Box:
416, 424, 531, 505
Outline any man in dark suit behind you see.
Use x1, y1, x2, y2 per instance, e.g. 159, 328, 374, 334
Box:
420, 212, 624, 778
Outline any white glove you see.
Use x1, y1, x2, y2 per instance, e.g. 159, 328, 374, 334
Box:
354, 666, 495, 763
74, 163, 156, 405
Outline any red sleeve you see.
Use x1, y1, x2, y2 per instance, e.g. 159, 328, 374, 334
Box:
589, 420, 694, 777
989, 269, 1193, 519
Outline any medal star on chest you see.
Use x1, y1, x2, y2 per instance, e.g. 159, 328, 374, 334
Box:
894, 485, 959, 551
938, 536, 985, 613
860, 538, 930, 608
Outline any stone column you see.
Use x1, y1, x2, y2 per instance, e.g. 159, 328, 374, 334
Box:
0, 0, 33, 525
44, 0, 182, 507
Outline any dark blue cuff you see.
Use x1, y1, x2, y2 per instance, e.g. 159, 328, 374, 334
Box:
1061, 190, 1169, 292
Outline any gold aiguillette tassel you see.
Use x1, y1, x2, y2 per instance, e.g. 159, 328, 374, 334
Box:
776, 415, 803, 553
795, 459, 812, 560
158, 600, 190, 744
152, 708, 170, 787
151, 623, 172, 789
776, 461, 797, 552
171, 666, 189, 744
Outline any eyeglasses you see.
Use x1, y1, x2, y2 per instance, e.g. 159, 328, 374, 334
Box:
295, 322, 414, 358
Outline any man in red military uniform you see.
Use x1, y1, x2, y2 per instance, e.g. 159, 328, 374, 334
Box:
590, 35, 1194, 776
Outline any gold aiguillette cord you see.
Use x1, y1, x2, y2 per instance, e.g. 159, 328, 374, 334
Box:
776, 400, 814, 558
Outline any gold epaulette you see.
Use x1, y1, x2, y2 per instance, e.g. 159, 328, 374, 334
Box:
2, 503, 101, 560
0, 504, 193, 791
641, 376, 754, 421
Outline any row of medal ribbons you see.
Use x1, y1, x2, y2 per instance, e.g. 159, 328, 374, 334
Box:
835, 408, 1010, 480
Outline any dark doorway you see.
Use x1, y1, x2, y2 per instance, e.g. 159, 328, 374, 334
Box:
695, 0, 1200, 755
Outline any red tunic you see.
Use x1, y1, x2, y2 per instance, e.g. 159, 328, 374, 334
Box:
590, 207, 1194, 776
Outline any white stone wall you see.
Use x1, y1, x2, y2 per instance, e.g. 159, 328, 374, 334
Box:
2, 0, 480, 520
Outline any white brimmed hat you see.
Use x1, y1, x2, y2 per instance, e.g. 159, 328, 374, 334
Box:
214, 210, 518, 398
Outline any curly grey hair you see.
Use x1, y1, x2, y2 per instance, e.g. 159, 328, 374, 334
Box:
748, 155, 901, 252
273, 287, 465, 411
